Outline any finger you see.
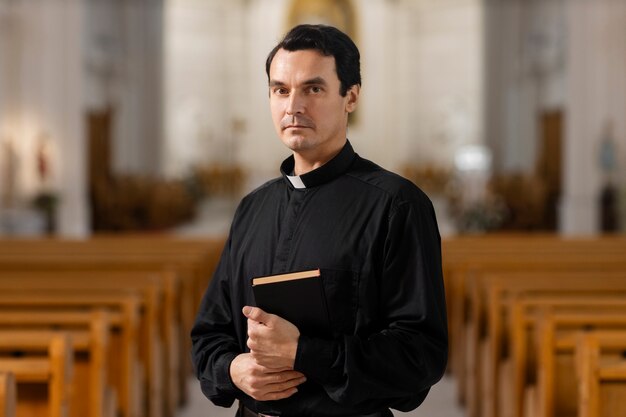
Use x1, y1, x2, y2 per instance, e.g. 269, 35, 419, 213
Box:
263, 374, 307, 397
251, 355, 294, 371
270, 376, 307, 391
260, 386, 299, 401
243, 306, 272, 324
247, 337, 268, 352
265, 370, 306, 383
246, 320, 267, 346
247, 375, 303, 401
247, 319, 265, 336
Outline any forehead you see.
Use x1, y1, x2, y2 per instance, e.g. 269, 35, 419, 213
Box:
269, 48, 339, 84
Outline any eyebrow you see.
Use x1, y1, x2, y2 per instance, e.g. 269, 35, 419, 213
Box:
302, 77, 327, 86
268, 77, 328, 88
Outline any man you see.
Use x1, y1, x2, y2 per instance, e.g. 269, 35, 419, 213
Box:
191, 24, 448, 417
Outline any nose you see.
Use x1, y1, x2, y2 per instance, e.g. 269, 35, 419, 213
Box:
286, 91, 305, 115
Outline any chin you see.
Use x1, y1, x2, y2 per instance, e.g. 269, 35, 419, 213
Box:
282, 135, 316, 151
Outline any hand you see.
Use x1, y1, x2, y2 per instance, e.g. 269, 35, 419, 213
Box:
229, 353, 306, 401
243, 306, 300, 370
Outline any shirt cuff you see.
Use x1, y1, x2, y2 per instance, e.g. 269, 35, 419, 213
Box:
294, 335, 339, 383
217, 351, 240, 392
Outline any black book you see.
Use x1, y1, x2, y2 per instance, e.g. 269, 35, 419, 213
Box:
251, 269, 331, 337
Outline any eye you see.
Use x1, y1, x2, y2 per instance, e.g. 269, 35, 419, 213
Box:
272, 87, 289, 96
308, 86, 322, 94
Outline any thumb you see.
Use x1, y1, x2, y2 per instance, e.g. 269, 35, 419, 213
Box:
242, 306, 270, 323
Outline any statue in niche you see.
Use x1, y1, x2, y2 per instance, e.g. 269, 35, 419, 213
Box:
1, 138, 18, 209
32, 133, 58, 234
598, 120, 620, 232
36, 134, 51, 187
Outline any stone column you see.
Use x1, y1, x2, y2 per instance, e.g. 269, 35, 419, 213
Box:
0, 0, 88, 237
560, 0, 626, 234
44, 0, 89, 237
113, 0, 164, 176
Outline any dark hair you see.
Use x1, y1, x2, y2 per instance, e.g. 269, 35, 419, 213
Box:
265, 24, 361, 97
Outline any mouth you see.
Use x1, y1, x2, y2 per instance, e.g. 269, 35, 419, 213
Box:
284, 125, 310, 130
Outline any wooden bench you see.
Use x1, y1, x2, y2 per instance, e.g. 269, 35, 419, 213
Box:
0, 290, 150, 417
576, 330, 626, 417
0, 271, 178, 417
0, 236, 226, 408
0, 310, 123, 417
87, 235, 226, 301
0, 331, 72, 417
0, 235, 225, 316
463, 271, 626, 417
0, 372, 16, 417
454, 255, 626, 390
520, 309, 626, 417
442, 235, 626, 377
504, 294, 626, 417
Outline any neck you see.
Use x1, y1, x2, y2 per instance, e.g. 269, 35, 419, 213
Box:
293, 138, 346, 175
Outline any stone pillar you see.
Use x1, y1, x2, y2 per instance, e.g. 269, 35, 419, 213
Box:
560, 0, 626, 234
43, 0, 89, 237
0, 3, 18, 210
391, 0, 483, 171
111, 0, 164, 176
484, 0, 566, 175
163, 0, 250, 178
0, 0, 88, 237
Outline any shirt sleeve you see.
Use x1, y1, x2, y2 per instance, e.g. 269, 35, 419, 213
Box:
190, 236, 241, 407
293, 196, 448, 411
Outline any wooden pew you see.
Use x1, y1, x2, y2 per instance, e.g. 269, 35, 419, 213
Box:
0, 331, 72, 417
503, 294, 626, 417
0, 235, 225, 313
576, 330, 626, 417
522, 309, 626, 417
87, 235, 226, 302
0, 290, 150, 417
442, 235, 626, 378
0, 236, 226, 407
0, 372, 16, 417
0, 271, 178, 417
463, 270, 626, 417
455, 255, 626, 395
0, 310, 119, 417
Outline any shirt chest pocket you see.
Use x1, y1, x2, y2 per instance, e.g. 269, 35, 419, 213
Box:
320, 268, 359, 337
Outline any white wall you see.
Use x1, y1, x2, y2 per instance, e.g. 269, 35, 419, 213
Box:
163, 0, 485, 190
238, 0, 292, 189
10, 0, 619, 236
0, 0, 167, 237
387, 0, 484, 170
85, 0, 164, 176
560, 0, 626, 234
483, 0, 566, 174
0, 0, 88, 237
163, 0, 253, 178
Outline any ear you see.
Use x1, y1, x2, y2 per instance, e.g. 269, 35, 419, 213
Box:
345, 85, 360, 113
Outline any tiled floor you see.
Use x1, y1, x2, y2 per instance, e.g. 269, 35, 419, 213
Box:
178, 375, 465, 417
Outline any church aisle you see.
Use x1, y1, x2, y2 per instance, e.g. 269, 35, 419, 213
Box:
177, 375, 465, 417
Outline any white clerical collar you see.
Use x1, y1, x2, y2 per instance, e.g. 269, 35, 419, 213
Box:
286, 174, 306, 189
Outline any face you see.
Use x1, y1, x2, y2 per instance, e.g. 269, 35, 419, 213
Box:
268, 48, 359, 157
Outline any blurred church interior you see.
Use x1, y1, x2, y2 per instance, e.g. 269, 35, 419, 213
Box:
1, 0, 624, 238
0, 1, 626, 417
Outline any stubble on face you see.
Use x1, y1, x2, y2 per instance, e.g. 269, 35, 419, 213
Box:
279, 113, 317, 151
268, 49, 350, 163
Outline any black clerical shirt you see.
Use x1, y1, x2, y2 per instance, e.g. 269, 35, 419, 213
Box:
191, 141, 448, 417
